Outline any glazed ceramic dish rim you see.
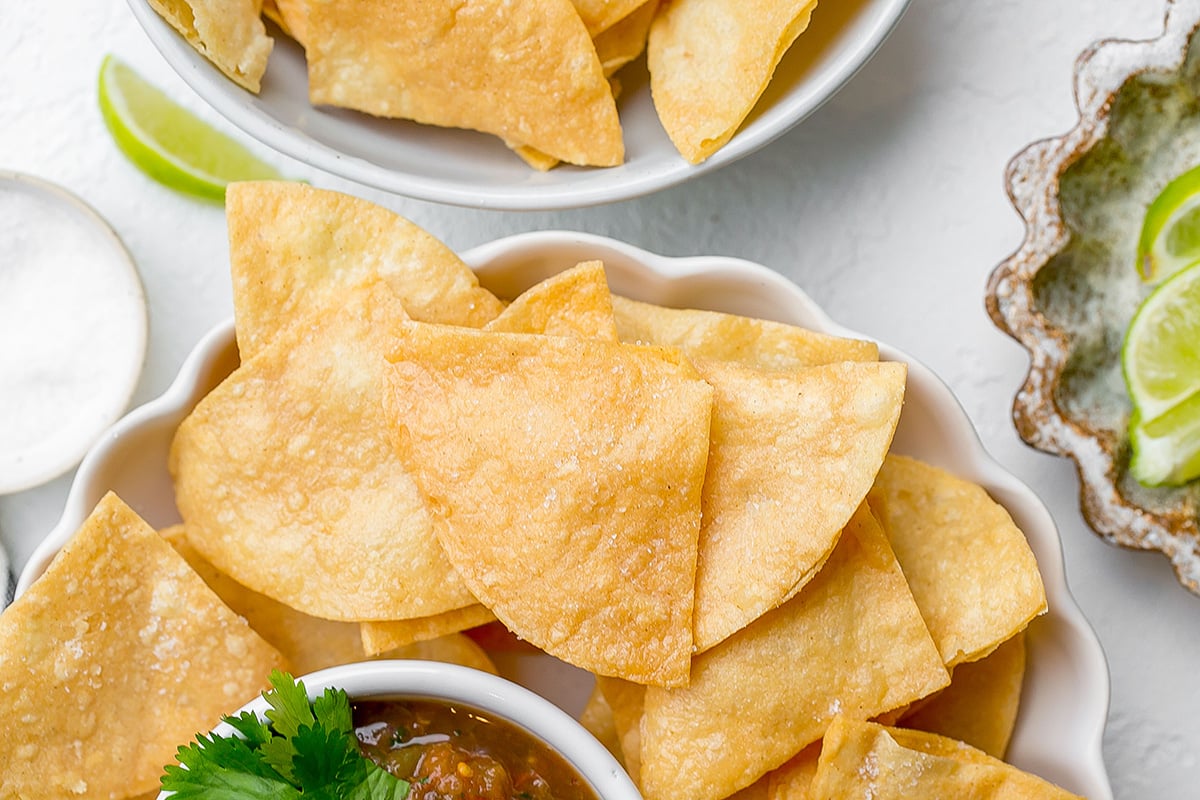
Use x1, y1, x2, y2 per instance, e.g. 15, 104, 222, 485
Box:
155, 659, 641, 800
125, 0, 911, 211
0, 170, 147, 494
18, 231, 1111, 798
985, 0, 1200, 592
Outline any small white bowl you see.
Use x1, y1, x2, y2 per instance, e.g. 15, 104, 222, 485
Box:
21, 231, 1112, 798
159, 659, 641, 800
125, 0, 911, 210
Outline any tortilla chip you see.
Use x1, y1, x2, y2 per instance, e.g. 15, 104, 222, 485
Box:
612, 295, 878, 369
264, 0, 308, 46
809, 717, 1082, 799
647, 0, 818, 163
384, 324, 713, 686
360, 604, 497, 657
900, 633, 1027, 759
226, 181, 503, 359
171, 281, 477, 621
572, 0, 650, 36
693, 359, 906, 652
511, 144, 563, 172
484, 261, 619, 341
867, 454, 1047, 667
148, 0, 273, 92
306, 0, 623, 167
376, 632, 499, 675
596, 676, 648, 783
161, 524, 365, 673
638, 504, 948, 800
766, 742, 822, 800
0, 493, 286, 799
579, 684, 625, 763
594, 1, 659, 75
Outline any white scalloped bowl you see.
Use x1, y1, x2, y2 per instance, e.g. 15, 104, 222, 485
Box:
19, 232, 1111, 798
126, 0, 910, 210
157, 660, 641, 800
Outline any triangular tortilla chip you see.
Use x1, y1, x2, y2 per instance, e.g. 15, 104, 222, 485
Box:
809, 717, 1082, 799
0, 494, 286, 799
148, 0, 273, 92
226, 181, 504, 358
647, 0, 818, 163
766, 742, 822, 800
306, 0, 623, 166
171, 281, 478, 621
161, 524, 365, 674
900, 632, 1027, 759
867, 454, 1047, 667
263, 0, 308, 46
377, 632, 499, 675
594, 0, 659, 75
612, 295, 878, 369
693, 359, 906, 652
384, 323, 713, 686
360, 604, 497, 657
484, 261, 619, 340
572, 0, 650, 36
639, 504, 948, 800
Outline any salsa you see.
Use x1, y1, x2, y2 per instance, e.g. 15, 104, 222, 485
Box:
353, 699, 601, 800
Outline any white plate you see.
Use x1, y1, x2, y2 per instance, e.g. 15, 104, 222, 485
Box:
126, 0, 911, 210
17, 232, 1111, 798
0, 172, 147, 494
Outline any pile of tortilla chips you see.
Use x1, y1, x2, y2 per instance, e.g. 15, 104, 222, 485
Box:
148, 0, 825, 166
0, 181, 1078, 799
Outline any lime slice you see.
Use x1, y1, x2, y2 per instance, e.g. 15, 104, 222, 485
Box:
97, 55, 282, 200
1136, 163, 1200, 282
1122, 260, 1200, 485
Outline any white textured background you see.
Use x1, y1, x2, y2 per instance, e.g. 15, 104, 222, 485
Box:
1, 1, 1194, 797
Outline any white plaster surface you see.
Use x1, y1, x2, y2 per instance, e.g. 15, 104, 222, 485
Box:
0, 1, 1193, 797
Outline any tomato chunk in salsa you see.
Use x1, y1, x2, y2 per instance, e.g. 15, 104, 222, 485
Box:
353, 699, 600, 800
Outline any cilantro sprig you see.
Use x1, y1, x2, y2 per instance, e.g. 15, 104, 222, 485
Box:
161, 670, 410, 799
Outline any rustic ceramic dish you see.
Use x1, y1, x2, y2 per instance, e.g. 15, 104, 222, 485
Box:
987, 0, 1200, 593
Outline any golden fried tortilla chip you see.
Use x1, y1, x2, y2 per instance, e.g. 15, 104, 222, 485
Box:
594, 1, 659, 75
766, 742, 822, 800
572, 0, 650, 35
306, 0, 623, 167
596, 676, 648, 783
161, 524, 365, 673
612, 295, 878, 369
693, 359, 906, 652
900, 633, 1027, 759
226, 182, 503, 358
171, 281, 477, 621
384, 324, 713, 687
809, 717, 1082, 799
360, 604, 497, 657
647, 0, 818, 163
484, 261, 619, 341
0, 494, 286, 799
148, 0, 273, 92
579, 684, 625, 764
377, 633, 499, 675
638, 504, 948, 800
867, 454, 1046, 667
263, 0, 308, 46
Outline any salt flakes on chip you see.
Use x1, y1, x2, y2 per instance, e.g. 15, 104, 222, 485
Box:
171, 281, 478, 621
809, 717, 1083, 800
647, 0, 819, 164
692, 359, 906, 652
226, 181, 503, 358
867, 454, 1047, 667
148, 0, 272, 91
305, 0, 624, 167
0, 494, 285, 799
638, 504, 948, 800
384, 324, 712, 687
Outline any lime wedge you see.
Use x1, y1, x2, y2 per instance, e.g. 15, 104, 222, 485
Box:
98, 55, 282, 200
1136, 163, 1200, 282
1122, 260, 1200, 485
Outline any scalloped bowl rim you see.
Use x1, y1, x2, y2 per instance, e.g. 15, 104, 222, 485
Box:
18, 231, 1111, 798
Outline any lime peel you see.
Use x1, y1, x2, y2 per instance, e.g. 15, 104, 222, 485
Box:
1137, 163, 1200, 283
98, 55, 283, 201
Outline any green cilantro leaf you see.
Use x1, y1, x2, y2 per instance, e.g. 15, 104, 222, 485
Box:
159, 672, 410, 799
